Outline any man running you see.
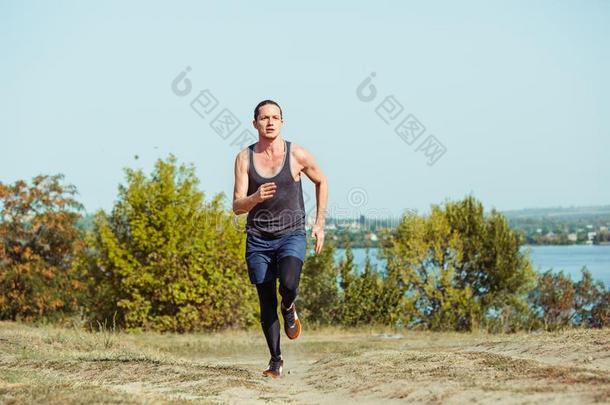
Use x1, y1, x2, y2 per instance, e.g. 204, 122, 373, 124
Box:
232, 100, 327, 379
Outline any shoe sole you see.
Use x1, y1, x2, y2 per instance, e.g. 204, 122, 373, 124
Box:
285, 318, 301, 340
262, 370, 282, 379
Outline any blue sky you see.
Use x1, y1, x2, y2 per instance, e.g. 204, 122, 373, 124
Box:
2, 0, 609, 219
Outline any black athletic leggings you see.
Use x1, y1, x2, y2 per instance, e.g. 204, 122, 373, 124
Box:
256, 256, 303, 362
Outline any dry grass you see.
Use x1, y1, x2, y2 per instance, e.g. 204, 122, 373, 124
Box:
0, 321, 608, 404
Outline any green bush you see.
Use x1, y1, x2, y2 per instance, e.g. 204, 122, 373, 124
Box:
80, 155, 257, 332
380, 196, 535, 331
299, 240, 340, 325
338, 241, 408, 327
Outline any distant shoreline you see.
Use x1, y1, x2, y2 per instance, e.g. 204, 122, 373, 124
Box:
328, 241, 610, 249
332, 244, 610, 287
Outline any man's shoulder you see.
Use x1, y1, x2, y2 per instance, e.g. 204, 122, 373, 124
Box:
290, 142, 311, 163
290, 141, 303, 154
236, 143, 255, 159
234, 147, 251, 170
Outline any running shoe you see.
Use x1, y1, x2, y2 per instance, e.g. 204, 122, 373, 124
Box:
262, 357, 283, 379
281, 302, 302, 340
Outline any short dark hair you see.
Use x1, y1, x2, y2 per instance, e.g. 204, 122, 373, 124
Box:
254, 100, 283, 120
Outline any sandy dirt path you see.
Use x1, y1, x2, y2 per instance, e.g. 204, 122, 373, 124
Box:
1, 322, 608, 404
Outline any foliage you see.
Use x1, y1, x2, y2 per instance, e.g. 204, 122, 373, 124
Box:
0, 175, 86, 322
4, 172, 607, 335
80, 155, 257, 332
299, 240, 340, 325
443, 196, 536, 329
528, 267, 609, 330
338, 239, 410, 327
302, 196, 608, 333
380, 195, 535, 331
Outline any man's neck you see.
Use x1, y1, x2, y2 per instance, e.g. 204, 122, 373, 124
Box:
256, 136, 285, 155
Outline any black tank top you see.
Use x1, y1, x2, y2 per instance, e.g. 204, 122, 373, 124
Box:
246, 140, 306, 239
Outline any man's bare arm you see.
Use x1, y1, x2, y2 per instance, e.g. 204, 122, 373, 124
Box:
232, 150, 276, 215
294, 145, 328, 253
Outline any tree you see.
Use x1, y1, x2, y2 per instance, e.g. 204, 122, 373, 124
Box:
573, 267, 607, 327
590, 290, 610, 328
0, 175, 86, 322
442, 196, 535, 330
381, 196, 534, 331
338, 236, 354, 293
527, 267, 609, 330
339, 237, 410, 327
529, 270, 575, 331
382, 207, 478, 330
339, 250, 379, 326
299, 239, 340, 325
82, 155, 257, 332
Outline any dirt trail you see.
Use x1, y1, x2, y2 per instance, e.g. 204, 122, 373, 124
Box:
210, 354, 402, 405
201, 329, 610, 404
0, 322, 608, 404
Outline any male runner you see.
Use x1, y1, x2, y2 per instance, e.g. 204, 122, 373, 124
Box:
232, 100, 327, 379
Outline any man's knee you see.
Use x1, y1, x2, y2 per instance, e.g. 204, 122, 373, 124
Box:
279, 284, 299, 303
278, 256, 303, 305
260, 311, 278, 326
256, 282, 278, 325
278, 256, 303, 287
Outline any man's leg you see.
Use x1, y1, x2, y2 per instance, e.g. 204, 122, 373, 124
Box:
255, 279, 281, 361
278, 256, 304, 339
278, 256, 303, 308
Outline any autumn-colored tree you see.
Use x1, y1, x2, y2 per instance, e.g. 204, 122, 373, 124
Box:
0, 175, 86, 322
573, 267, 607, 327
590, 290, 610, 328
529, 270, 575, 330
527, 267, 609, 330
81, 155, 257, 332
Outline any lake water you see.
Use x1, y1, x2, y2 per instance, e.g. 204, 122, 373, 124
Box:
333, 245, 610, 287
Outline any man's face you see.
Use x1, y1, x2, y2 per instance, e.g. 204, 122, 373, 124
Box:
253, 104, 283, 140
